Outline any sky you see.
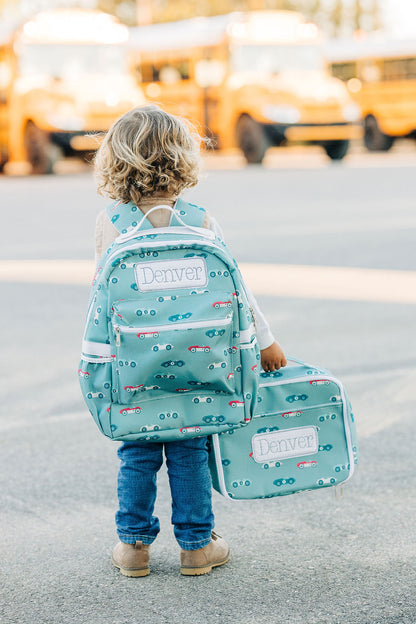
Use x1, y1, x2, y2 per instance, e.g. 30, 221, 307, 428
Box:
382, 0, 416, 37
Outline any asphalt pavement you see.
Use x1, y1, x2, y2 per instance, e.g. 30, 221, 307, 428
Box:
1, 148, 416, 624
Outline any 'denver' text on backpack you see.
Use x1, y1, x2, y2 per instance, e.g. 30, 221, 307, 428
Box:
79, 199, 260, 442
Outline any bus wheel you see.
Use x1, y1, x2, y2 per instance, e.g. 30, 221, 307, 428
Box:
364, 115, 394, 152
0, 150, 8, 173
24, 121, 61, 174
236, 115, 269, 164
322, 140, 350, 160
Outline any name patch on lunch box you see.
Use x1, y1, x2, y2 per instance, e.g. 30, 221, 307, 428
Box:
135, 258, 208, 292
251, 426, 318, 462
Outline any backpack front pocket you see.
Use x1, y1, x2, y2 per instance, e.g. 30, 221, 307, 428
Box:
111, 294, 236, 402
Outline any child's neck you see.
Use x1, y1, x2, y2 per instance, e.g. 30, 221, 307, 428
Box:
138, 195, 177, 228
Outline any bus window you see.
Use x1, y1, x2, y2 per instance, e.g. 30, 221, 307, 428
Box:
160, 61, 190, 83
159, 65, 181, 84
382, 57, 416, 81
140, 63, 156, 82
141, 60, 190, 83
361, 61, 381, 83
15, 42, 128, 79
175, 60, 190, 80
331, 61, 357, 82
230, 43, 325, 74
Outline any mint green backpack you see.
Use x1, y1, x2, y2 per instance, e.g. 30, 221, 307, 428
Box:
79, 199, 260, 441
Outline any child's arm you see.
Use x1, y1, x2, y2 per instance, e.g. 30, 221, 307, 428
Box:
245, 283, 287, 371
209, 216, 287, 371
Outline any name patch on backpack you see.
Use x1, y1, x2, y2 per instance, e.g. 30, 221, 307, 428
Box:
251, 426, 318, 462
135, 258, 208, 292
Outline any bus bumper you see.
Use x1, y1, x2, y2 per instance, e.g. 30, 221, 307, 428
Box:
50, 131, 104, 154
283, 123, 363, 142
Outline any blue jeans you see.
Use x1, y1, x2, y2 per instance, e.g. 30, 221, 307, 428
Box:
116, 437, 215, 550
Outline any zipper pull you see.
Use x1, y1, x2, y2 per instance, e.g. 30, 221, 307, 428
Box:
250, 306, 258, 329
115, 326, 121, 347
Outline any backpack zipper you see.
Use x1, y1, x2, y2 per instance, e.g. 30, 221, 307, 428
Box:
115, 326, 121, 347
105, 237, 223, 273
103, 236, 252, 305
254, 401, 343, 419
100, 236, 253, 329
113, 316, 233, 339
249, 306, 257, 328
259, 375, 344, 389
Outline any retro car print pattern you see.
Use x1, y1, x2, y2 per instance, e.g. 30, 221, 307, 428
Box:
208, 360, 358, 500
109, 288, 240, 404
79, 198, 260, 442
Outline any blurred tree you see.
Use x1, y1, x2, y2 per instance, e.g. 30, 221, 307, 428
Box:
330, 0, 344, 36
98, 0, 137, 25
152, 0, 244, 22
97, 0, 383, 33
153, 0, 303, 22
353, 0, 364, 31
0, 0, 16, 15
308, 0, 323, 19
370, 0, 382, 31
299, 0, 331, 31
303, 0, 327, 30
261, 0, 298, 9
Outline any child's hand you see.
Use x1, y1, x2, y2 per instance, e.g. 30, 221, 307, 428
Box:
260, 342, 287, 372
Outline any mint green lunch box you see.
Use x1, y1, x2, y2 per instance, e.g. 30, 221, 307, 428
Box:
209, 358, 358, 500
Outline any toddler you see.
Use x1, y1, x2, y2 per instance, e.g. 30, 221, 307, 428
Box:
93, 105, 286, 576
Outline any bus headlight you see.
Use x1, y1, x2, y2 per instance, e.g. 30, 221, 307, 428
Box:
342, 104, 361, 122
262, 105, 301, 124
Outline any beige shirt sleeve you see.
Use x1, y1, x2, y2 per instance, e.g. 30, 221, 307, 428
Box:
209, 216, 275, 351
95, 209, 119, 265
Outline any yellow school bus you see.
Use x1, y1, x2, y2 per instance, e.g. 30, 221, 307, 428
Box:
0, 9, 145, 174
129, 11, 361, 163
328, 37, 416, 151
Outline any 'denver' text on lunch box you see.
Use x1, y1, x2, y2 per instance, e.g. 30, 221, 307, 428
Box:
252, 426, 318, 462
135, 258, 208, 292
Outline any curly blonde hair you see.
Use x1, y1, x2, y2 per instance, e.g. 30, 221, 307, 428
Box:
94, 105, 202, 204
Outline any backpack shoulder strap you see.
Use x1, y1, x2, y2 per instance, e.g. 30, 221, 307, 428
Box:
169, 198, 207, 228
105, 200, 153, 234
106, 197, 207, 234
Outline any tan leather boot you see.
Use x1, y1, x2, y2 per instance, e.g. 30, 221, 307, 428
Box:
180, 532, 230, 576
111, 541, 150, 577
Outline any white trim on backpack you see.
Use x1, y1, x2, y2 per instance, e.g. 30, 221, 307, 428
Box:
81, 355, 114, 364
113, 316, 233, 335
105, 237, 224, 275
211, 433, 234, 499
116, 205, 216, 243
82, 340, 112, 358
239, 324, 256, 344
116, 226, 216, 244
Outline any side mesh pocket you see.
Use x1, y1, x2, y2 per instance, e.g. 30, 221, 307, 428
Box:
78, 357, 112, 436
239, 336, 261, 423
